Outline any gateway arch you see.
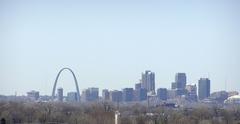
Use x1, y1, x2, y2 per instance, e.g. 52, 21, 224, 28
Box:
52, 68, 80, 101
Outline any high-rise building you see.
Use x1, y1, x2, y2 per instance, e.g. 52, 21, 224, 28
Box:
81, 89, 91, 102
134, 88, 147, 101
175, 73, 187, 95
157, 88, 167, 100
141, 70, 155, 93
186, 84, 197, 102
122, 88, 134, 102
110, 90, 122, 102
57, 88, 63, 102
102, 89, 110, 101
67, 92, 78, 102
27, 90, 40, 100
175, 73, 186, 89
81, 87, 99, 102
198, 78, 210, 100
89, 87, 99, 101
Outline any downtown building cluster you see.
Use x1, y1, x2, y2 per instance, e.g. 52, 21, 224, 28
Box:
47, 70, 239, 104
3, 70, 238, 104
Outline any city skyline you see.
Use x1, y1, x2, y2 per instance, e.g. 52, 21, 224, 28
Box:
0, 69, 238, 96
1, 0, 240, 95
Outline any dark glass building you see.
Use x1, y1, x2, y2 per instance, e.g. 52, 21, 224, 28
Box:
122, 88, 134, 102
157, 88, 168, 100
175, 73, 187, 96
198, 78, 210, 100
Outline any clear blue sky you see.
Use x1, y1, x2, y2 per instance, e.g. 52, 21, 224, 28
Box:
0, 0, 239, 96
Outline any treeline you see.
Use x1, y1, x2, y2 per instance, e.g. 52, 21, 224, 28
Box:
0, 101, 240, 124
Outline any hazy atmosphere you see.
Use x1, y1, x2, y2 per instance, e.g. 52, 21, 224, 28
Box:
0, 0, 240, 95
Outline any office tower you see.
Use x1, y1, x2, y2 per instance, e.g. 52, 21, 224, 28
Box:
57, 87, 63, 102
134, 88, 147, 101
175, 73, 187, 95
81, 87, 99, 102
141, 70, 155, 93
175, 73, 186, 89
67, 92, 78, 102
27, 90, 40, 100
102, 89, 110, 101
122, 88, 134, 102
110, 90, 122, 102
186, 84, 197, 102
81, 89, 91, 102
135, 83, 141, 90
157, 88, 167, 100
89, 87, 99, 101
198, 78, 210, 100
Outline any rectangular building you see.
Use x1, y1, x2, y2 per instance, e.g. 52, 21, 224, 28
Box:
67, 92, 78, 102
27, 90, 40, 100
198, 78, 210, 100
134, 88, 147, 101
81, 87, 99, 102
175, 73, 187, 96
110, 90, 122, 102
102, 89, 110, 101
141, 70, 155, 93
122, 88, 134, 102
157, 88, 167, 100
57, 88, 63, 102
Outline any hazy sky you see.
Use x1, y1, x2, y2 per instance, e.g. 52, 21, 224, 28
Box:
0, 0, 240, 96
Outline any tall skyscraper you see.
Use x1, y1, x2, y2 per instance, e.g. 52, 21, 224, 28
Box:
157, 88, 167, 100
141, 70, 155, 93
89, 87, 99, 101
122, 88, 134, 102
175, 73, 187, 95
198, 78, 210, 100
175, 73, 186, 89
57, 87, 63, 102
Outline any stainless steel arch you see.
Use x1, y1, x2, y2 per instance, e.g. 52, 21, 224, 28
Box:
52, 68, 80, 102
